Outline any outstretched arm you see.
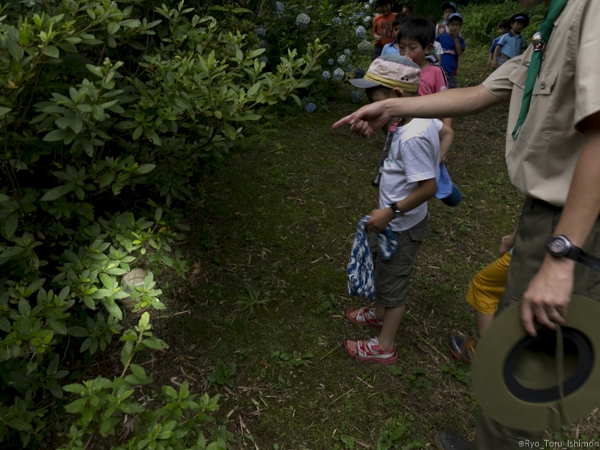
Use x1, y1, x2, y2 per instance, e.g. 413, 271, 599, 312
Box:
332, 84, 502, 137
521, 111, 600, 335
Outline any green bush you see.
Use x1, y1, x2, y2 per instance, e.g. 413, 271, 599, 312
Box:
0, 0, 324, 446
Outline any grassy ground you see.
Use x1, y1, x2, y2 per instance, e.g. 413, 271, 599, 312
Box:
143, 47, 600, 449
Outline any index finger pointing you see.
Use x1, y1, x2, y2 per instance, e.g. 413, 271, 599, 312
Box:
332, 114, 356, 130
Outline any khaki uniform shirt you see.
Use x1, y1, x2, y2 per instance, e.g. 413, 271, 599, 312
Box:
482, 0, 600, 207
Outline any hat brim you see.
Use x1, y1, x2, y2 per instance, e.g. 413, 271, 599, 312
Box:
472, 295, 600, 431
349, 78, 381, 89
509, 14, 529, 28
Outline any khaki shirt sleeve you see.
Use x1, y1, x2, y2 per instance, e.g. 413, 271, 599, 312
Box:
575, 0, 600, 131
482, 56, 523, 100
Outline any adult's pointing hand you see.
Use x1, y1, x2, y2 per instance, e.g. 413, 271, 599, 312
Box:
332, 101, 391, 138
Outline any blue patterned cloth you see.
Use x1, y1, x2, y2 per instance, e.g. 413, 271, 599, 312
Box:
347, 216, 400, 300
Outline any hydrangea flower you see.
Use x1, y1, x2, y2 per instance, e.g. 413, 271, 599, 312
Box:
337, 54, 346, 64
369, 0, 374, 4
356, 26, 366, 39
344, 49, 352, 56
258, 56, 268, 64
354, 68, 366, 79
258, 40, 268, 49
275, 1, 285, 17
359, 12, 365, 16
332, 17, 341, 25
365, 4, 371, 9
254, 27, 266, 36
350, 91, 362, 104
328, 58, 334, 65
346, 64, 353, 72
301, 96, 310, 106
322, 70, 331, 79
296, 13, 311, 28
333, 68, 345, 81
358, 40, 371, 54
364, 16, 372, 23
304, 102, 317, 113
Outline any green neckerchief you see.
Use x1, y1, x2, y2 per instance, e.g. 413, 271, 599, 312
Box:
511, 0, 569, 139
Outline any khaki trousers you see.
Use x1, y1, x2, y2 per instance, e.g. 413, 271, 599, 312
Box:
475, 197, 600, 450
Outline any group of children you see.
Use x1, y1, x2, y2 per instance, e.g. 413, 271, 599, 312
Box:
488, 13, 529, 69
372, 0, 465, 89
342, 3, 530, 365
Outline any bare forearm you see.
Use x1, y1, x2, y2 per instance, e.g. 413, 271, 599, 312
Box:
454, 39, 463, 56
553, 127, 600, 246
395, 178, 437, 213
383, 84, 502, 119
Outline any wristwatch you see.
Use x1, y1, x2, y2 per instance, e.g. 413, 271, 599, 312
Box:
545, 235, 600, 272
389, 203, 403, 219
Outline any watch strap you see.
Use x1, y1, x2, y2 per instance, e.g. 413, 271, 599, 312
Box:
577, 250, 600, 272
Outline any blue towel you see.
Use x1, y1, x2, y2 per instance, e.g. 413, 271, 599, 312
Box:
435, 162, 462, 206
347, 216, 400, 300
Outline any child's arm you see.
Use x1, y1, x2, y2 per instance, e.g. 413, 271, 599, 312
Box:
499, 227, 518, 256
439, 120, 454, 162
366, 178, 437, 232
450, 32, 463, 57
373, 19, 381, 43
491, 44, 502, 69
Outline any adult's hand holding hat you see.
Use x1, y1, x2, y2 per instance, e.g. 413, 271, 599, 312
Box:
521, 255, 574, 336
473, 294, 600, 431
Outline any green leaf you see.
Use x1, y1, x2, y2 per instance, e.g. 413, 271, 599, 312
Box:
70, 114, 83, 134
50, 321, 68, 335
6, 419, 33, 431
18, 298, 31, 317
102, 297, 123, 320
99, 273, 114, 290
0, 107, 12, 118
137, 164, 155, 175
44, 46, 60, 58
107, 22, 121, 35
5, 213, 18, 238
142, 337, 168, 350
0, 194, 8, 202
132, 125, 143, 140
67, 327, 89, 337
43, 129, 69, 142
41, 184, 74, 201
99, 171, 116, 188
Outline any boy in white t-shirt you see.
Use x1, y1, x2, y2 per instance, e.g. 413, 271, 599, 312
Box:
344, 55, 440, 364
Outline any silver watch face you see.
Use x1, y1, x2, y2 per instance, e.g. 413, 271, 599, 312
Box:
548, 237, 568, 255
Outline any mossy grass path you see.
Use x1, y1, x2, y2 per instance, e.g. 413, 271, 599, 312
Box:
157, 51, 599, 449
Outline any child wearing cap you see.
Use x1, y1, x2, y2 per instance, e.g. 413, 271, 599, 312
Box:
372, 0, 397, 60
343, 55, 441, 364
488, 19, 510, 67
435, 12, 465, 89
436, 1, 457, 36
492, 14, 529, 69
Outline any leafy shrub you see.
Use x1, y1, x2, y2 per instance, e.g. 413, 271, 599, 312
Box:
0, 0, 324, 446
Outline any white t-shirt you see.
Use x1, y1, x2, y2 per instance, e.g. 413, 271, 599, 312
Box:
379, 118, 442, 231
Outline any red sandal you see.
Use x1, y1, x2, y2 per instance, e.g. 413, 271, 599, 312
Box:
343, 338, 397, 365
346, 306, 384, 330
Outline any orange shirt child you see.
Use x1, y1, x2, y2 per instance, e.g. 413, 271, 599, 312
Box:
373, 12, 397, 47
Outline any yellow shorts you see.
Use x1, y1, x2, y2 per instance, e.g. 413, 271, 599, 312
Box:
465, 251, 511, 315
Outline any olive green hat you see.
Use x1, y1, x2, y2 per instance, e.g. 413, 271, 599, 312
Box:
472, 295, 600, 431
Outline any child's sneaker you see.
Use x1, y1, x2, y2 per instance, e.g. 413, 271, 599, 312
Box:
449, 336, 477, 363
343, 337, 397, 365
346, 306, 384, 330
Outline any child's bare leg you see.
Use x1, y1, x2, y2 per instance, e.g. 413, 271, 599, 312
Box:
377, 305, 407, 351
475, 310, 494, 336
374, 300, 385, 320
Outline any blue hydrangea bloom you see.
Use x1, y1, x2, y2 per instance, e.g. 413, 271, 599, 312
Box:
344, 49, 352, 56
333, 68, 345, 81
258, 56, 268, 64
354, 68, 366, 79
322, 71, 331, 79
350, 91, 362, 104
296, 13, 310, 28
254, 27, 266, 36
304, 102, 317, 113
358, 40, 371, 53
364, 16, 371, 23
328, 58, 334, 65
337, 54, 346, 64
275, 2, 285, 17
356, 26, 366, 39
332, 17, 341, 25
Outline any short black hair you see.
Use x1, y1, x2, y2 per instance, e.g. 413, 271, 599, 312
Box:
392, 12, 413, 28
376, 0, 393, 6
398, 18, 435, 49
365, 86, 393, 102
402, 3, 413, 11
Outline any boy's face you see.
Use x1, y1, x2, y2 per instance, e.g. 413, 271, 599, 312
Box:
443, 7, 455, 20
379, 2, 392, 16
392, 24, 401, 39
498, 26, 509, 35
511, 20, 524, 34
402, 6, 412, 14
366, 87, 395, 103
448, 20, 462, 36
399, 38, 431, 66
